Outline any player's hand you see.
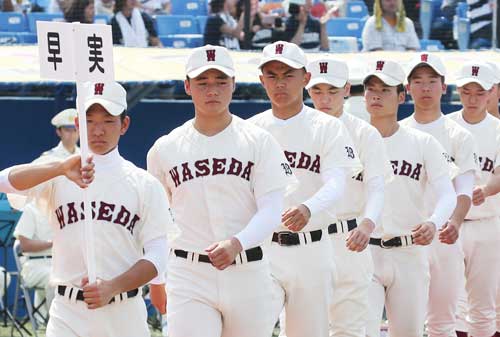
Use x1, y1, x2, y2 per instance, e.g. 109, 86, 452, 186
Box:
282, 204, 311, 232
412, 222, 436, 245
61, 155, 95, 188
205, 237, 243, 270
472, 185, 487, 206
81, 276, 117, 309
149, 283, 167, 315
346, 218, 375, 252
438, 219, 460, 244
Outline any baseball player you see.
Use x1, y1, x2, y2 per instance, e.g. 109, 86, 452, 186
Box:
8, 81, 172, 337
401, 53, 479, 337
305, 57, 390, 337
11, 108, 82, 317
485, 62, 500, 120
250, 41, 362, 337
448, 62, 500, 337
363, 59, 456, 337
147, 45, 295, 337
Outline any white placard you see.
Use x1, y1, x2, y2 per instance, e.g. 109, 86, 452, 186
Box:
37, 21, 75, 80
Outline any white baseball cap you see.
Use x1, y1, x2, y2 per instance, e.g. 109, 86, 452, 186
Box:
363, 59, 405, 86
406, 53, 447, 80
306, 59, 349, 89
456, 62, 496, 90
51, 108, 77, 128
83, 81, 127, 116
186, 45, 235, 78
485, 61, 500, 84
258, 41, 307, 70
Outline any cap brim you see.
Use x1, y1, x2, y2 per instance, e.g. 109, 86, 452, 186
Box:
85, 98, 125, 116
363, 73, 401, 86
407, 62, 445, 78
305, 76, 347, 90
456, 78, 493, 90
187, 65, 235, 79
258, 56, 304, 70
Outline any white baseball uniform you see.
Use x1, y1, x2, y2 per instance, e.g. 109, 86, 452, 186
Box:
328, 111, 390, 337
448, 110, 500, 337
402, 114, 479, 337
40, 142, 80, 159
249, 105, 362, 337
366, 125, 453, 337
147, 115, 294, 337
16, 148, 171, 337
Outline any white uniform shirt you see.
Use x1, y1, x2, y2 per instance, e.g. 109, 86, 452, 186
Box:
31, 148, 171, 286
147, 116, 294, 253
402, 114, 479, 214
40, 142, 80, 161
377, 125, 450, 238
448, 111, 500, 219
249, 105, 362, 232
334, 112, 391, 221
13, 202, 53, 257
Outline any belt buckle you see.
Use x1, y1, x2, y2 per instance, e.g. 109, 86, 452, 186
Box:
277, 231, 292, 246
380, 239, 391, 249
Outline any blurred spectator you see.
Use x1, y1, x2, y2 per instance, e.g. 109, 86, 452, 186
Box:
2, 0, 15, 11
441, 0, 458, 20
468, 0, 493, 49
236, 0, 278, 49
138, 0, 169, 15
204, 0, 243, 50
361, 0, 420, 51
111, 0, 161, 47
95, 0, 114, 16
64, 0, 94, 23
284, 0, 329, 51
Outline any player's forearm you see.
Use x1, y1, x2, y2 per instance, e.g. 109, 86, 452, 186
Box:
110, 259, 158, 295
302, 167, 346, 215
18, 236, 52, 253
450, 195, 471, 226
290, 24, 305, 45
428, 176, 457, 229
362, 175, 384, 225
484, 171, 500, 198
7, 161, 64, 191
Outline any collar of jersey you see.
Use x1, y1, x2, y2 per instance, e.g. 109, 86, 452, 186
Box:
270, 104, 307, 125
92, 147, 122, 171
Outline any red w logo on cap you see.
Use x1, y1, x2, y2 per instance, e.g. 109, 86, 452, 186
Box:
94, 83, 104, 95
206, 49, 216, 62
319, 62, 328, 74
421, 54, 428, 62
471, 66, 479, 77
275, 44, 284, 54
376, 61, 385, 71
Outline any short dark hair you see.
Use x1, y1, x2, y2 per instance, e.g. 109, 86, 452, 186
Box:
114, 0, 126, 14
64, 0, 94, 23
396, 84, 405, 94
407, 64, 445, 84
119, 110, 128, 122
210, 0, 225, 13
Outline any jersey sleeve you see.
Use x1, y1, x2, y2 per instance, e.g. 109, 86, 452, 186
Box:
424, 135, 451, 183
146, 141, 172, 201
252, 132, 298, 200
453, 129, 480, 177
13, 203, 37, 239
360, 126, 393, 182
494, 124, 500, 171
138, 178, 175, 247
321, 119, 363, 178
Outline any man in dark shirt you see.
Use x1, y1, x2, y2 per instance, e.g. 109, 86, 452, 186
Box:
284, 0, 329, 51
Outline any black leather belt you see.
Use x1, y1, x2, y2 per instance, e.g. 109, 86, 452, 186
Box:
28, 255, 52, 260
173, 246, 263, 264
369, 235, 413, 248
272, 229, 323, 246
328, 219, 357, 234
57, 285, 139, 303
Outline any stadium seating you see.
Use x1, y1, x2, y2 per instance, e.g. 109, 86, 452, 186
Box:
27, 13, 64, 34
0, 12, 28, 32
346, 1, 369, 19
170, 0, 207, 16
159, 34, 203, 48
0, 32, 36, 44
419, 39, 445, 50
328, 36, 359, 53
326, 18, 364, 38
156, 15, 200, 35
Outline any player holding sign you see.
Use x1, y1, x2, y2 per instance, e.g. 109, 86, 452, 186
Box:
363, 59, 456, 337
8, 82, 172, 337
148, 45, 295, 337
250, 41, 362, 337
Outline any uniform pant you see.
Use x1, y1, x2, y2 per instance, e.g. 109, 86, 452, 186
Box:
167, 252, 280, 337
21, 259, 54, 316
366, 244, 430, 337
426, 235, 465, 337
46, 288, 149, 337
269, 234, 334, 337
458, 218, 500, 337
329, 233, 373, 337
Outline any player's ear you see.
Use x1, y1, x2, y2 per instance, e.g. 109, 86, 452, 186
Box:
441, 83, 447, 95
303, 71, 311, 87
398, 90, 406, 104
405, 83, 410, 94
75, 117, 80, 130
120, 116, 130, 135
344, 83, 351, 98
259, 74, 265, 86
232, 77, 236, 93
184, 78, 192, 96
